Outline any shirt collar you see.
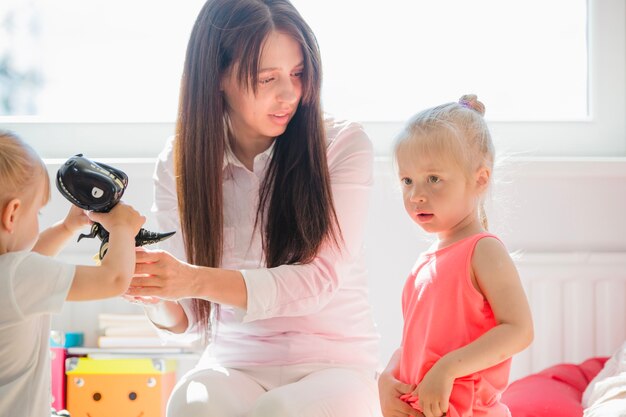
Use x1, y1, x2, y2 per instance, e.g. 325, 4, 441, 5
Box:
223, 138, 276, 171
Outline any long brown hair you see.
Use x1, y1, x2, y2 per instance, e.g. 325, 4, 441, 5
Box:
174, 0, 338, 337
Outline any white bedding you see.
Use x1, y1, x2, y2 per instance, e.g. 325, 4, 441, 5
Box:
582, 341, 626, 417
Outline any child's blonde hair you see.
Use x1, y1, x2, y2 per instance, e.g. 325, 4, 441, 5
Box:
0, 130, 50, 206
394, 94, 494, 229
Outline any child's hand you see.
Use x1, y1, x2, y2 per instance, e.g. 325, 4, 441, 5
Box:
414, 363, 454, 417
62, 205, 91, 234
378, 370, 421, 417
88, 202, 145, 236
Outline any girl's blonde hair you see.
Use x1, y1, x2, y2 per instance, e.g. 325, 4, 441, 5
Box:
0, 130, 50, 206
394, 94, 494, 229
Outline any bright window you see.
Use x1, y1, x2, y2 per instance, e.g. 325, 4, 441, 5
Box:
1, 0, 587, 121
0, 0, 624, 157
297, 0, 588, 122
0, 0, 204, 121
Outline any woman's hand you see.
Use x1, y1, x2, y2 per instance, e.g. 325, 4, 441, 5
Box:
121, 294, 163, 305
126, 248, 198, 301
414, 362, 454, 417
379, 370, 422, 417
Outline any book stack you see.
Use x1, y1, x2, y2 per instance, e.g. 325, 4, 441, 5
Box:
97, 313, 191, 349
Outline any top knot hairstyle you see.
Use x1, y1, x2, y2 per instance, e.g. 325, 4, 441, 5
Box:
394, 94, 495, 229
458, 94, 486, 116
395, 94, 493, 174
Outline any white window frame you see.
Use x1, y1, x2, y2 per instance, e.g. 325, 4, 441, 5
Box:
1, 0, 624, 158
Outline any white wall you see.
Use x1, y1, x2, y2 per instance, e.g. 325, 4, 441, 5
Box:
45, 156, 626, 381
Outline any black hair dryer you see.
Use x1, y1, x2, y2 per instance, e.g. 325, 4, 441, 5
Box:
56, 154, 175, 260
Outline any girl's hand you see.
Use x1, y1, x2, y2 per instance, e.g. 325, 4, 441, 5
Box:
88, 202, 145, 235
126, 248, 197, 301
62, 205, 91, 234
378, 371, 422, 417
414, 363, 454, 417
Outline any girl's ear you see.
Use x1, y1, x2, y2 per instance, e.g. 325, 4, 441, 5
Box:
475, 167, 491, 192
1, 198, 21, 234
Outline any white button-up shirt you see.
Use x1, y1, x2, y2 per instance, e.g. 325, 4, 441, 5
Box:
152, 117, 380, 369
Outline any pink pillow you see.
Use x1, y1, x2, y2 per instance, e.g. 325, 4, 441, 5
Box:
501, 357, 608, 417
578, 357, 609, 382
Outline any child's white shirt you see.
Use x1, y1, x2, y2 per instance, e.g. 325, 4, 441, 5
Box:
0, 251, 75, 417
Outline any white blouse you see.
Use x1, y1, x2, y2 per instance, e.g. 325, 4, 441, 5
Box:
152, 117, 380, 369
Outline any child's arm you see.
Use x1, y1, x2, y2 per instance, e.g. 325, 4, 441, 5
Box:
32, 205, 91, 257
379, 347, 423, 417
416, 237, 534, 417
66, 202, 145, 301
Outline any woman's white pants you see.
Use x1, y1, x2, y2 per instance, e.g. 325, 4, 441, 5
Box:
166, 363, 382, 417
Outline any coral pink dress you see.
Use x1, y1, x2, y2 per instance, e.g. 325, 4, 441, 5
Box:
396, 233, 511, 417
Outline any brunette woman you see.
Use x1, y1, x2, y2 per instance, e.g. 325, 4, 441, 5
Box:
128, 0, 381, 415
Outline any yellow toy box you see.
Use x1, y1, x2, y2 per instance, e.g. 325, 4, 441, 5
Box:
66, 357, 176, 417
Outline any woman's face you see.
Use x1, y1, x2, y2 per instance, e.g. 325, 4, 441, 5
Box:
222, 31, 304, 144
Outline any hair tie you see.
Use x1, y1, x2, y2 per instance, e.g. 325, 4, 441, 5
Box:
458, 94, 485, 116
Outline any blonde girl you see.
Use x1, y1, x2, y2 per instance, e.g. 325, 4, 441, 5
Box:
378, 96, 534, 417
